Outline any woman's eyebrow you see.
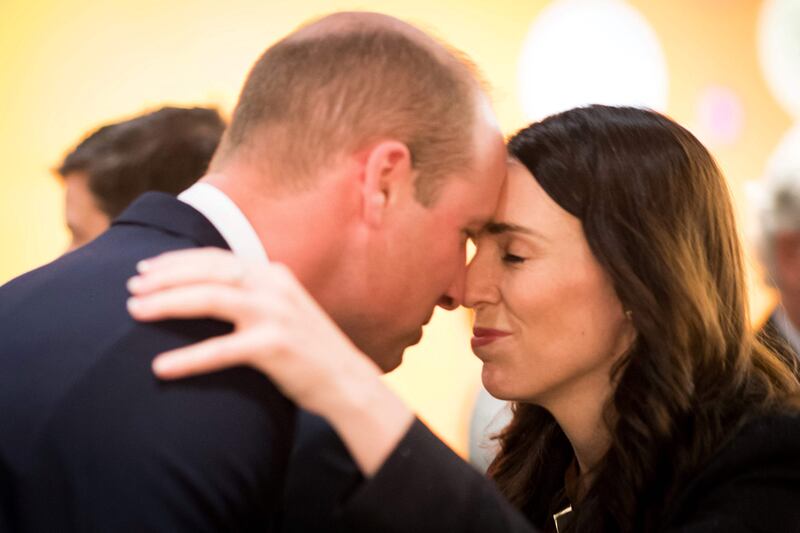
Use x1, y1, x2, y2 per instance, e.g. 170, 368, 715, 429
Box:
485, 221, 546, 239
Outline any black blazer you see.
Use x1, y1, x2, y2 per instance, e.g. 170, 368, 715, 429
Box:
281, 411, 363, 533
0, 193, 296, 532
333, 411, 800, 532
279, 413, 531, 533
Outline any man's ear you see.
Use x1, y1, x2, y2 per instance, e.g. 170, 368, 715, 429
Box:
361, 140, 413, 227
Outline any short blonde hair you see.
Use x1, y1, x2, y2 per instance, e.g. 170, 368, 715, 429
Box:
219, 25, 478, 204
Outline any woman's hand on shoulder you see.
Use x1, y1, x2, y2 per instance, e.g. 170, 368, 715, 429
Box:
126, 247, 380, 416
126, 247, 414, 475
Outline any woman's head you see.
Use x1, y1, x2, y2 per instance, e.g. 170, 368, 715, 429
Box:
482, 106, 799, 531
469, 104, 748, 411
466, 158, 636, 410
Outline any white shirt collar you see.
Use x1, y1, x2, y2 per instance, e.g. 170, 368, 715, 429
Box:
178, 182, 269, 266
774, 306, 800, 355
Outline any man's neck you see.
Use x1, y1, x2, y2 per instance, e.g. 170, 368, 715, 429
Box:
178, 181, 268, 265
198, 170, 357, 303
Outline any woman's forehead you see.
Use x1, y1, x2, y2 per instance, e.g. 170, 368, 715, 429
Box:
488, 162, 583, 242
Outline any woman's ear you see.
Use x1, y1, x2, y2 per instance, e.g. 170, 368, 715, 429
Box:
361, 140, 413, 227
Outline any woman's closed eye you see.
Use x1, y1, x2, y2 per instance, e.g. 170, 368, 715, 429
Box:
502, 252, 526, 264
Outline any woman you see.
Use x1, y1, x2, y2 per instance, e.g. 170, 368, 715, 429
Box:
128, 106, 800, 532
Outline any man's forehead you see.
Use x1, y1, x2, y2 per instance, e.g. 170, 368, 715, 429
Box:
456, 170, 507, 228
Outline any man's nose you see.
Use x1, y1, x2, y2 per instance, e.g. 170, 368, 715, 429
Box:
437, 263, 467, 311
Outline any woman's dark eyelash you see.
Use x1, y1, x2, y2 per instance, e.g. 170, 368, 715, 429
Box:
502, 253, 525, 264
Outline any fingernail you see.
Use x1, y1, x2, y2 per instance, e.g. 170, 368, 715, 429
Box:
127, 276, 142, 293
127, 297, 141, 313
152, 356, 173, 375
137, 260, 150, 273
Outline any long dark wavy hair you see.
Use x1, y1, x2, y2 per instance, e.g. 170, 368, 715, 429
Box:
487, 106, 800, 532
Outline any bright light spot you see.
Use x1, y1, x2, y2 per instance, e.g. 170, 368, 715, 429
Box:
758, 0, 800, 118
765, 123, 800, 183
518, 0, 669, 121
695, 85, 745, 147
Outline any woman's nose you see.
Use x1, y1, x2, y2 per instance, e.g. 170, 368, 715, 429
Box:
464, 250, 497, 309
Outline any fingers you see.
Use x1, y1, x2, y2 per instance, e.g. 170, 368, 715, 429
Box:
127, 250, 311, 331
130, 248, 247, 296
128, 284, 256, 323
152, 331, 262, 380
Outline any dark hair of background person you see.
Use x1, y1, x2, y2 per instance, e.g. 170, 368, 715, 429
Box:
213, 25, 478, 204
488, 105, 800, 532
57, 106, 226, 218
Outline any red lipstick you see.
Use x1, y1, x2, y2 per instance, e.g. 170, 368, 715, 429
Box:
471, 327, 511, 349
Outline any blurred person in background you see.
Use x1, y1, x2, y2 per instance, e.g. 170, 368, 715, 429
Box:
755, 141, 800, 377
132, 106, 800, 533
56, 106, 226, 251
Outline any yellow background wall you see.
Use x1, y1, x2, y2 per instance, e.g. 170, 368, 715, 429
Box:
0, 0, 791, 456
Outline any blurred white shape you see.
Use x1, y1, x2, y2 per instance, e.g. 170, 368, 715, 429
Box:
468, 386, 512, 473
518, 0, 668, 121
695, 85, 745, 147
765, 123, 800, 179
758, 0, 800, 118
745, 124, 800, 244
745, 123, 800, 289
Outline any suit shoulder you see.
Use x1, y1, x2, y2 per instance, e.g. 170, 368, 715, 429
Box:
21, 326, 296, 531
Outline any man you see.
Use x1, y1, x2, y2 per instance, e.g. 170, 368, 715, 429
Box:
755, 141, 800, 377
0, 11, 506, 532
57, 106, 225, 250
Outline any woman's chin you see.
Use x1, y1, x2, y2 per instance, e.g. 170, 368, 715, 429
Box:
481, 366, 515, 401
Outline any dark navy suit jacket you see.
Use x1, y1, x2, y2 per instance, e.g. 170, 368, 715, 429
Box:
282, 414, 532, 533
0, 192, 295, 532
281, 411, 363, 533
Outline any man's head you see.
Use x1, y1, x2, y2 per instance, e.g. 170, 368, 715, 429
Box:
210, 12, 506, 371
757, 142, 800, 324
57, 106, 226, 250
213, 12, 487, 203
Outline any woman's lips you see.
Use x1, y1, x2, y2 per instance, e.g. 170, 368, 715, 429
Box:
471, 327, 511, 349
